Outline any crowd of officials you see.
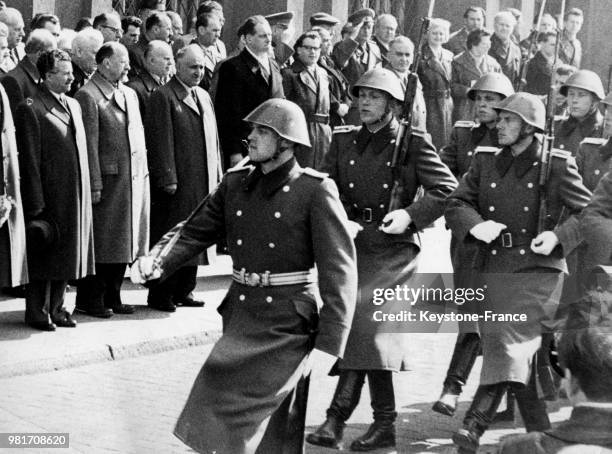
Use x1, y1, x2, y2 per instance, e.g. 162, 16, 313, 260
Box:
1, 1, 612, 453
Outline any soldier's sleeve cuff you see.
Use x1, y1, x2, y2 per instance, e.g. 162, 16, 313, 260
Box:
314, 321, 351, 358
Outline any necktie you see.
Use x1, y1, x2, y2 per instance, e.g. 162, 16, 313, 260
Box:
259, 61, 270, 83
60, 95, 69, 112
192, 89, 202, 116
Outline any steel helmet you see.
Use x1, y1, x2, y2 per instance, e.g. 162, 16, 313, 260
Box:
559, 69, 605, 100
351, 68, 404, 102
494, 92, 546, 132
244, 99, 311, 147
467, 72, 515, 100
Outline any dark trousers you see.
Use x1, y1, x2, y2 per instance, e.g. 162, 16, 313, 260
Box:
25, 280, 68, 324
328, 369, 396, 422
148, 265, 197, 305
75, 263, 127, 310
443, 332, 481, 394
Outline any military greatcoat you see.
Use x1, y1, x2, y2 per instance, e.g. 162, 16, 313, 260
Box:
576, 137, 612, 192
445, 139, 592, 385
417, 45, 454, 150
320, 119, 458, 370
554, 109, 604, 155
75, 72, 150, 263
282, 60, 332, 168
162, 157, 357, 454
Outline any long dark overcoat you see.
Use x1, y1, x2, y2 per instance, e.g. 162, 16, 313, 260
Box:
554, 109, 604, 155
320, 119, 457, 370
16, 88, 95, 280
75, 72, 150, 263
282, 60, 332, 169
1, 56, 40, 117
417, 45, 454, 150
149, 158, 357, 454
445, 140, 592, 385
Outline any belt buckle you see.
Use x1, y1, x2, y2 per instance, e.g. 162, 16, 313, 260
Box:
245, 272, 261, 287
501, 232, 513, 248
362, 208, 373, 223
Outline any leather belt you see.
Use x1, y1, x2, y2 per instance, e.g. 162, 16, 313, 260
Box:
494, 231, 533, 248
232, 268, 315, 287
308, 113, 330, 124
349, 207, 382, 224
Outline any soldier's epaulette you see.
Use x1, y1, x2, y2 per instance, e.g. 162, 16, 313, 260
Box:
550, 148, 571, 160
580, 137, 607, 146
474, 146, 501, 155
226, 164, 252, 173
299, 167, 328, 180
453, 120, 476, 128
554, 114, 568, 122
333, 125, 358, 134
411, 126, 427, 135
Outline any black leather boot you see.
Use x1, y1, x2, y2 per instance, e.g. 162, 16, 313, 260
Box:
513, 369, 551, 432
433, 333, 481, 416
306, 370, 365, 449
350, 370, 396, 451
452, 383, 508, 453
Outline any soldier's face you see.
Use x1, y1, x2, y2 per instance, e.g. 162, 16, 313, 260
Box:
466, 11, 484, 31
496, 111, 524, 145
247, 125, 280, 162
566, 87, 597, 119
474, 91, 503, 124
45, 59, 74, 94
358, 87, 389, 124
296, 37, 321, 67
388, 42, 413, 72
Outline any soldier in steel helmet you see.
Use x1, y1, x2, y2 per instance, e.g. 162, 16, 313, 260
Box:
131, 98, 358, 454
446, 92, 592, 453
434, 72, 514, 418
554, 69, 605, 154
306, 67, 457, 451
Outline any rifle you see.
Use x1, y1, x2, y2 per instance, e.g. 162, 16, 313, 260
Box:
516, 0, 547, 91
537, 0, 565, 234
387, 0, 435, 212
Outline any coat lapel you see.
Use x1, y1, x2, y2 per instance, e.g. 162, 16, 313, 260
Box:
39, 89, 71, 126
170, 77, 200, 116
293, 61, 317, 95
424, 45, 450, 81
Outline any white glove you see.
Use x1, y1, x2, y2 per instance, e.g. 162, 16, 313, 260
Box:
346, 220, 364, 239
0, 195, 13, 228
380, 209, 412, 234
304, 348, 337, 376
130, 256, 162, 284
470, 220, 507, 244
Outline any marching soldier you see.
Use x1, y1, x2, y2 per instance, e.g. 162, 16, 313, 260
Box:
434, 72, 514, 417
307, 68, 457, 451
554, 69, 604, 154
132, 98, 357, 454
445, 93, 592, 453
582, 168, 612, 274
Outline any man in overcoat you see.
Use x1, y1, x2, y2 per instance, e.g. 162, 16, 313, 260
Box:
524, 32, 557, 96
145, 44, 222, 311
16, 49, 95, 330
132, 98, 357, 454
445, 93, 592, 453
282, 31, 332, 169
308, 68, 457, 451
214, 15, 284, 169
444, 6, 486, 56
68, 28, 103, 97
74, 42, 150, 318
488, 11, 521, 88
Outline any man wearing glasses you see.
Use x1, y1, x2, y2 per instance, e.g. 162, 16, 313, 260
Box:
93, 12, 123, 43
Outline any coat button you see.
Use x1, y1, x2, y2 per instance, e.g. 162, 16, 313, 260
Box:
266, 296, 273, 303
491, 249, 497, 255
236, 210, 242, 216
274, 212, 281, 218
269, 243, 275, 248
524, 206, 529, 212
383, 183, 389, 189
353, 203, 358, 208
595, 169, 601, 175
236, 239, 242, 245
386, 161, 391, 166
490, 182, 496, 188
527, 182, 533, 188
349, 160, 355, 165
283, 185, 290, 192
533, 161, 538, 166
489, 206, 495, 212
239, 294, 245, 301
559, 144, 564, 149
521, 228, 527, 233
519, 249, 526, 255
379, 204, 385, 209
467, 151, 473, 156
349, 183, 354, 188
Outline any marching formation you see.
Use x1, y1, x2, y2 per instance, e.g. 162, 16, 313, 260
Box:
1, 1, 612, 454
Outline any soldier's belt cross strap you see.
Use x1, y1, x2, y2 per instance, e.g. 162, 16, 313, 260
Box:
232, 268, 316, 287
308, 113, 330, 124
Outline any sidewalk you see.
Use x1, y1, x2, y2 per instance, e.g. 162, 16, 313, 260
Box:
0, 256, 233, 379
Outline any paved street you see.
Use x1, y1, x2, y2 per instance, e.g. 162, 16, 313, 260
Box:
0, 221, 573, 453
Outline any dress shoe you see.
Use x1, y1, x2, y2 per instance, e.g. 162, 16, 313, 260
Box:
148, 302, 176, 312
52, 313, 77, 328
28, 321, 57, 331
108, 303, 135, 314
452, 426, 480, 453
74, 306, 113, 318
174, 296, 205, 307
306, 415, 344, 449
349, 420, 396, 451
432, 391, 459, 416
